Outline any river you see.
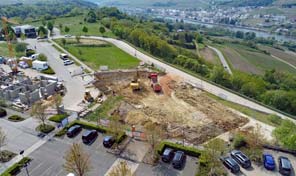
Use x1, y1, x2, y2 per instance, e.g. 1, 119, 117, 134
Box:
161, 16, 296, 43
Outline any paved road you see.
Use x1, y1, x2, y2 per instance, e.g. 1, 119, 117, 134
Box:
208, 45, 233, 74
270, 54, 296, 70
55, 35, 293, 120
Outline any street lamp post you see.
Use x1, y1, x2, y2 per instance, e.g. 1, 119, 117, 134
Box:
19, 150, 30, 176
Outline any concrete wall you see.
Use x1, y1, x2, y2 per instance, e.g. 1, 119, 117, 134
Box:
94, 69, 151, 83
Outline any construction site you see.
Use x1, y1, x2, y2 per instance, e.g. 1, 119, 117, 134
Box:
93, 69, 249, 145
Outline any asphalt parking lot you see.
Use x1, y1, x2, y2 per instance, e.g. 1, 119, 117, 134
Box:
135, 155, 198, 176
227, 149, 296, 176
17, 129, 117, 176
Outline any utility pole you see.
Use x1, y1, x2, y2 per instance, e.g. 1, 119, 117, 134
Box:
20, 150, 30, 176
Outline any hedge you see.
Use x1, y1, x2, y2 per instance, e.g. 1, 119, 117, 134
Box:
48, 114, 68, 123
54, 120, 126, 144
41, 67, 55, 75
157, 141, 202, 158
36, 124, 55, 134
8, 115, 25, 122
0, 108, 7, 118
1, 157, 31, 176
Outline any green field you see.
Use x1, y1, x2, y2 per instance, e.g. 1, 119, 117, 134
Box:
0, 43, 25, 58
29, 16, 115, 37
219, 43, 296, 75
55, 39, 139, 70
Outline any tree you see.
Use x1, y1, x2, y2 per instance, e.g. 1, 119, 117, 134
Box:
20, 33, 26, 41
47, 21, 54, 32
15, 43, 27, 53
99, 26, 106, 34
64, 26, 70, 33
31, 101, 47, 127
144, 122, 165, 157
108, 160, 132, 176
82, 26, 88, 35
64, 143, 92, 176
37, 54, 47, 61
199, 138, 227, 176
244, 124, 265, 162
0, 128, 7, 159
59, 23, 63, 30
61, 38, 66, 46
85, 10, 97, 23
52, 94, 62, 114
109, 115, 124, 138
38, 26, 48, 37
75, 35, 81, 43
273, 120, 296, 150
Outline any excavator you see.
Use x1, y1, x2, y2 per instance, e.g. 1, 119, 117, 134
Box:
1, 16, 18, 74
130, 70, 141, 91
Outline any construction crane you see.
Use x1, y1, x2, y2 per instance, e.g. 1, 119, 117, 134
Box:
1, 16, 18, 74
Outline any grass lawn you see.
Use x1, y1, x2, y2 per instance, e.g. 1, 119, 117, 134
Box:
55, 39, 140, 70
29, 15, 115, 37
85, 96, 123, 121
0, 43, 26, 58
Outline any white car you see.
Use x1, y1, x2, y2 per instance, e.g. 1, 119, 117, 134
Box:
63, 60, 74, 66
65, 34, 72, 38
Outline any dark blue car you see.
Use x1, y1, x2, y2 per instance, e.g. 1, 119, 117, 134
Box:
263, 153, 276, 170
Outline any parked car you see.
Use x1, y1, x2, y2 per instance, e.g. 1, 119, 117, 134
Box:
220, 156, 240, 173
82, 130, 98, 144
263, 153, 276, 170
63, 60, 74, 66
162, 148, 174, 163
279, 156, 292, 176
65, 34, 72, 38
18, 61, 29, 69
103, 136, 115, 148
60, 53, 68, 60
172, 151, 186, 169
230, 150, 251, 168
66, 125, 82, 138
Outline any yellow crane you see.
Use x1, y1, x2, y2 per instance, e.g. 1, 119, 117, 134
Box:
1, 16, 18, 74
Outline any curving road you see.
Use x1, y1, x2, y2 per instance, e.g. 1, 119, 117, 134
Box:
52, 35, 294, 120
208, 45, 233, 74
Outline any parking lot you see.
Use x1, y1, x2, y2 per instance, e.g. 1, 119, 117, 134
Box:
17, 129, 117, 176
227, 149, 296, 176
135, 156, 198, 176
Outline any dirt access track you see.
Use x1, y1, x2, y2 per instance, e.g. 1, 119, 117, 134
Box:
95, 71, 249, 145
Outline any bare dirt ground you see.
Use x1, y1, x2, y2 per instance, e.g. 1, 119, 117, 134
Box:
104, 73, 249, 145
65, 38, 107, 45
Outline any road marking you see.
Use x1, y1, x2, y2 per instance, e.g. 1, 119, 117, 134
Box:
29, 162, 43, 175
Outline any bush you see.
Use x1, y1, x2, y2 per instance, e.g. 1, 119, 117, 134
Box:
15, 43, 27, 53
0, 108, 7, 118
8, 115, 25, 122
41, 67, 55, 75
1, 157, 31, 176
0, 150, 17, 163
157, 141, 202, 157
54, 128, 67, 137
115, 132, 126, 144
73, 120, 108, 133
25, 49, 35, 57
233, 133, 247, 148
49, 114, 68, 123
0, 99, 7, 107
37, 54, 47, 61
36, 124, 55, 134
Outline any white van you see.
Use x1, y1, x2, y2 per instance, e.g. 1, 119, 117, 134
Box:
60, 53, 68, 60
32, 60, 48, 71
